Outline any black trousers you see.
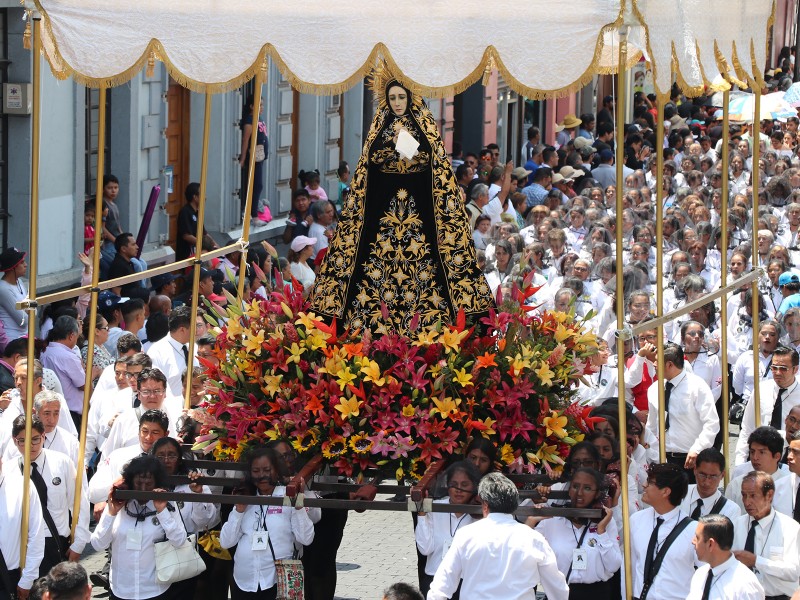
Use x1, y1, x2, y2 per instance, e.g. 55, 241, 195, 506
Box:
569, 580, 611, 600
0, 567, 20, 600
230, 582, 277, 600
301, 503, 348, 600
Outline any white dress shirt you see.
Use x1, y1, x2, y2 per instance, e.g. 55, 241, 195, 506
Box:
427, 512, 569, 600
773, 472, 799, 517
628, 506, 697, 600
680, 485, 741, 522
735, 378, 800, 465
732, 509, 800, 597
85, 387, 134, 466
3, 426, 78, 467
89, 444, 146, 504
646, 370, 719, 454
686, 352, 723, 401
535, 517, 621, 585
147, 334, 196, 397
92, 363, 120, 399
100, 396, 182, 456
173, 483, 218, 534
22, 449, 90, 554
686, 553, 764, 600
415, 499, 477, 576
0, 468, 44, 589
732, 351, 774, 408
219, 486, 315, 593
91, 501, 187, 600
725, 466, 789, 512
0, 388, 77, 437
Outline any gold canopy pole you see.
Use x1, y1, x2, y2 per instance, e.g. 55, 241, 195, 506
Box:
237, 59, 267, 300
751, 89, 762, 427
613, 25, 633, 600
184, 93, 212, 410
71, 86, 107, 539
720, 90, 731, 486
20, 13, 43, 565
655, 95, 666, 463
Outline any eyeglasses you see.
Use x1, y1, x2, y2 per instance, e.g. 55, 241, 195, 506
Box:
139, 389, 165, 397
786, 415, 800, 426
695, 472, 722, 481
125, 371, 142, 379
14, 436, 42, 445
447, 484, 475, 494
156, 453, 180, 461
770, 364, 792, 372
97, 326, 109, 331
570, 459, 597, 468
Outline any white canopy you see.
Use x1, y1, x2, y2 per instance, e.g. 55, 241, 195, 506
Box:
32, 0, 774, 97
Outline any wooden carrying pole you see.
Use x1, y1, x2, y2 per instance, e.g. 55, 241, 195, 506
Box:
237, 59, 268, 300
751, 89, 762, 426
654, 95, 666, 463
720, 90, 731, 486
20, 12, 42, 566
184, 93, 213, 410
71, 85, 107, 539
613, 24, 633, 600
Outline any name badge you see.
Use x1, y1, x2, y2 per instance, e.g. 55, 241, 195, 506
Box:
441, 539, 452, 560
126, 528, 142, 551
572, 548, 588, 571
267, 507, 283, 515
252, 532, 270, 551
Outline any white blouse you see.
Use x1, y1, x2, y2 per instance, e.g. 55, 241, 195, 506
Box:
535, 517, 621, 584
415, 498, 477, 575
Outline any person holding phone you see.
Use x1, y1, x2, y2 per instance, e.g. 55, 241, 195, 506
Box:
533, 468, 621, 599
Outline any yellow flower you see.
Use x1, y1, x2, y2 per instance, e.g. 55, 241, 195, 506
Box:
360, 359, 386, 386
475, 417, 497, 437
535, 362, 555, 386
295, 312, 321, 331
439, 328, 470, 354
226, 315, 244, 340
508, 354, 527, 376
287, 342, 305, 365
542, 411, 568, 438
452, 367, 473, 388
349, 433, 373, 454
431, 396, 461, 418
334, 396, 362, 419
412, 329, 439, 347
322, 436, 347, 459
260, 374, 283, 397
242, 329, 265, 354
396, 466, 405, 481
335, 367, 358, 390
244, 299, 261, 318
292, 429, 319, 453
500, 443, 515, 465
554, 323, 572, 343
402, 405, 416, 417
305, 329, 329, 351
535, 443, 564, 465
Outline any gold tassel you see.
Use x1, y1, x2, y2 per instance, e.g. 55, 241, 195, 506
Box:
22, 15, 31, 50
146, 51, 156, 78
482, 55, 496, 87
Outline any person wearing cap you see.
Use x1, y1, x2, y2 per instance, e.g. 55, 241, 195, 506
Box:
777, 271, 800, 318
0, 247, 28, 346
151, 272, 178, 299
288, 235, 317, 294
554, 113, 581, 149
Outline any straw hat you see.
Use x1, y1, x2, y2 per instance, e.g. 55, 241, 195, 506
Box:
554, 114, 582, 132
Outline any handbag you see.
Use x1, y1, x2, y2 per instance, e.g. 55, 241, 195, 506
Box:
267, 537, 304, 600
154, 505, 207, 584
255, 144, 266, 162
197, 529, 232, 561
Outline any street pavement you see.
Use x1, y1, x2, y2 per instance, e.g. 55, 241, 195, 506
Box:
81, 493, 418, 599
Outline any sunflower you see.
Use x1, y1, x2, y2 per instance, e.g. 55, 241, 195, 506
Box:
292, 429, 319, 453
408, 458, 427, 481
349, 432, 373, 454
321, 435, 347, 459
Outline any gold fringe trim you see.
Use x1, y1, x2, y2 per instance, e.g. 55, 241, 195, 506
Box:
22, 13, 31, 51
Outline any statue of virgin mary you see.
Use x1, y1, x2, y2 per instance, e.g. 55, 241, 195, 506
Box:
311, 67, 493, 335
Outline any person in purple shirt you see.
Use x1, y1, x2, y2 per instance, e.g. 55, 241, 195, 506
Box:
41, 315, 90, 431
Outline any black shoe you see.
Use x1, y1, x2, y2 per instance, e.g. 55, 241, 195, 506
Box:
90, 572, 109, 589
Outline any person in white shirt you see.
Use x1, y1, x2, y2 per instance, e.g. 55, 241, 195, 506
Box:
9, 415, 89, 576
288, 235, 318, 295
220, 447, 315, 598
427, 472, 569, 600
732, 471, 800, 599
146, 305, 195, 398
680, 448, 741, 522
645, 343, 719, 481
773, 434, 800, 519
101, 367, 180, 457
628, 463, 697, 600
533, 468, 621, 597
688, 514, 764, 600
727, 427, 790, 513
0, 453, 45, 598
307, 200, 334, 260
91, 332, 142, 398
91, 455, 187, 600
736, 345, 800, 465
415, 461, 479, 597
731, 322, 779, 421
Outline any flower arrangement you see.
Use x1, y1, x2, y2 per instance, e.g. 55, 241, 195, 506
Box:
194, 269, 600, 481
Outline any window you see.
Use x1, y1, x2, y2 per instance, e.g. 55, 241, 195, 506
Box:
84, 87, 111, 197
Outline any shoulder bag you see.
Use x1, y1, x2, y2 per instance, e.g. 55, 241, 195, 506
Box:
154, 504, 207, 584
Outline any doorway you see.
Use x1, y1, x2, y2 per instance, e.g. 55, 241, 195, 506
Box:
165, 79, 191, 247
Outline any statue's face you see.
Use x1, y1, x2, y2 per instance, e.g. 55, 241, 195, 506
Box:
387, 85, 408, 116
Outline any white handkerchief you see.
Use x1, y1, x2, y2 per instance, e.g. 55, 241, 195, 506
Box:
396, 129, 420, 160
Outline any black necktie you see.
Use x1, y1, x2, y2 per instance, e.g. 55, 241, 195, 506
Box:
782, 447, 790, 465
181, 344, 189, 365
664, 382, 674, 430
644, 517, 664, 583
30, 462, 48, 507
771, 387, 787, 429
794, 484, 800, 524
691, 498, 703, 520
744, 519, 758, 554
701, 568, 714, 600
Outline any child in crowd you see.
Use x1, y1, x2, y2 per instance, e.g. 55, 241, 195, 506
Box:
300, 169, 329, 203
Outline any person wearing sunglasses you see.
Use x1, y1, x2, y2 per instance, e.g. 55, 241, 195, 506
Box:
415, 461, 480, 598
